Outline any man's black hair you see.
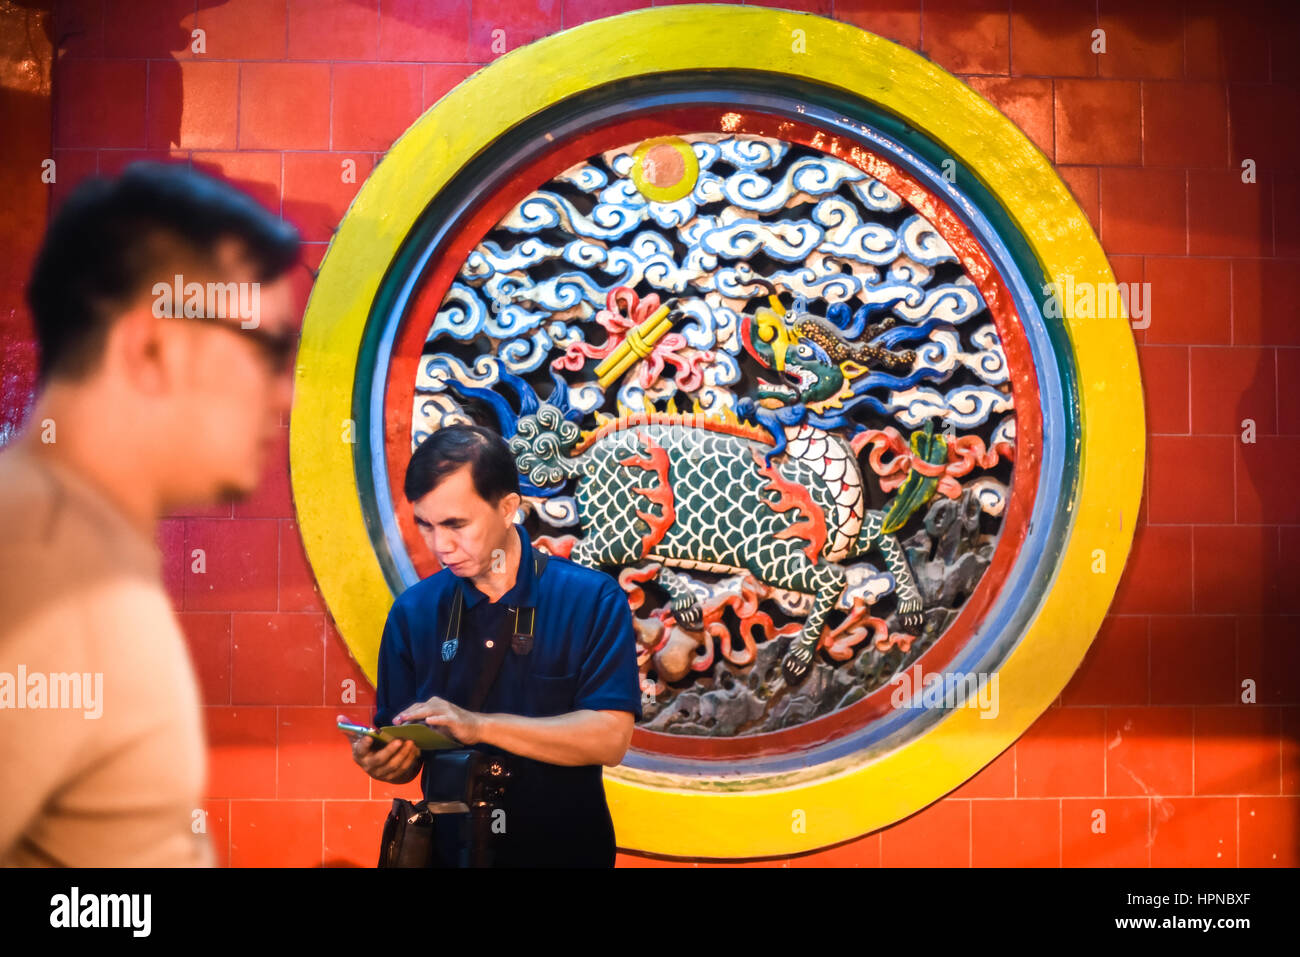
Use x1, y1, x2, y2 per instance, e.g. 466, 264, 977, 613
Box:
26, 161, 301, 383
404, 424, 521, 505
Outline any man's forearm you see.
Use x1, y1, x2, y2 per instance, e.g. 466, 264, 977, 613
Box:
477, 710, 625, 766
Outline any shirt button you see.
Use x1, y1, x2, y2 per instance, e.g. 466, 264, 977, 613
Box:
485, 640, 494, 648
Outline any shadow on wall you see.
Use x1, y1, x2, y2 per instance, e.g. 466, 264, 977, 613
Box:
36, 0, 331, 341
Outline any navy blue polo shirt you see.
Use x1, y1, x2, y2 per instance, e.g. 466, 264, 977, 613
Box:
373, 522, 643, 866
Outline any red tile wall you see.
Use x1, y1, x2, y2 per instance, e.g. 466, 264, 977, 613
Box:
2, 0, 1296, 868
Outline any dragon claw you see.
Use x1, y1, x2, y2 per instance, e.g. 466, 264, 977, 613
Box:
898, 596, 923, 631
781, 641, 816, 685
673, 599, 703, 630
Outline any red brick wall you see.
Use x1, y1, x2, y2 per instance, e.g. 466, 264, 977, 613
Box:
3, 0, 1297, 867
0, 0, 50, 443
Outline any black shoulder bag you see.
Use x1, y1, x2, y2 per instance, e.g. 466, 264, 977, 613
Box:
378, 549, 547, 868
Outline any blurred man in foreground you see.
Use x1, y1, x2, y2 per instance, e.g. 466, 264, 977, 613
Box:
0, 163, 300, 865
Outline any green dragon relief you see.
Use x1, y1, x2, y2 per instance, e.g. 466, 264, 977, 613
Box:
482, 292, 950, 685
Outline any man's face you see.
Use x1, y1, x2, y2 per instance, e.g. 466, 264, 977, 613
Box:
410, 463, 519, 577
167, 242, 299, 504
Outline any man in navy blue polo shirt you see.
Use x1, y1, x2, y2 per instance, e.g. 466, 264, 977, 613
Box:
341, 424, 643, 867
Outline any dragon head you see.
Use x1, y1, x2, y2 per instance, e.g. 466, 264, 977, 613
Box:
740, 291, 845, 405
739, 282, 918, 408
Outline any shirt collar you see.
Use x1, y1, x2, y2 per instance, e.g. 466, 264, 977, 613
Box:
457, 523, 538, 610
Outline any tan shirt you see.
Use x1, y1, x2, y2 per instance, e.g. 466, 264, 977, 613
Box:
0, 445, 211, 866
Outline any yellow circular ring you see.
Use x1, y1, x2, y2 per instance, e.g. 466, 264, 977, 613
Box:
290, 4, 1144, 858
630, 135, 701, 203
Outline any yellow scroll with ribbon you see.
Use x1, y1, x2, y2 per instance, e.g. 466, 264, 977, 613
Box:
594, 302, 675, 388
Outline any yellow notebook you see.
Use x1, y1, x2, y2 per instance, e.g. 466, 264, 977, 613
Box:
379, 724, 460, 751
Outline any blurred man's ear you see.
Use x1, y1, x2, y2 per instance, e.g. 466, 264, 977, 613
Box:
113, 303, 175, 396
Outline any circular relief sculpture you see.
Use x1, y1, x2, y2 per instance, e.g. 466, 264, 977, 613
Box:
290, 6, 1144, 858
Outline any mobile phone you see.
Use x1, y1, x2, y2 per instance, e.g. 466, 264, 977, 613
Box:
337, 720, 395, 749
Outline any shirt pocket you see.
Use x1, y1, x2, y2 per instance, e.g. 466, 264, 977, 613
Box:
529, 670, 579, 718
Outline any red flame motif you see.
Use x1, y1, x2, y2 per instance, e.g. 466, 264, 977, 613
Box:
618, 432, 676, 553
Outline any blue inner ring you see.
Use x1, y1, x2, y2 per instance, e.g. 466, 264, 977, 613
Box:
355, 76, 1079, 779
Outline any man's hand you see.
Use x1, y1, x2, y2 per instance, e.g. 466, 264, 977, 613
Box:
337, 714, 421, 783
392, 696, 484, 746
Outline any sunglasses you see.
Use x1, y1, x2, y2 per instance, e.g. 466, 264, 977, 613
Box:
167, 314, 299, 374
